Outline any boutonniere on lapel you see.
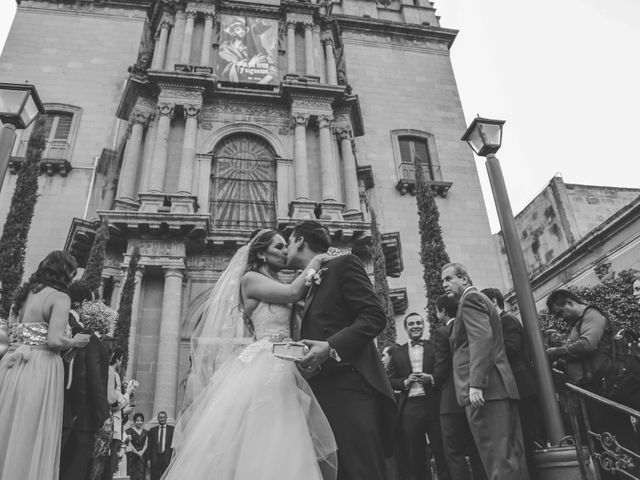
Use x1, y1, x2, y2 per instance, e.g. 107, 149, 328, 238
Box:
304, 266, 328, 287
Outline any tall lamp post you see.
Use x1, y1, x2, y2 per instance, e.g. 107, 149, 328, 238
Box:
461, 116, 566, 446
0, 83, 45, 192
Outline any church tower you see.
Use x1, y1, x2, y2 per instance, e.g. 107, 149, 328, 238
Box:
0, 0, 501, 419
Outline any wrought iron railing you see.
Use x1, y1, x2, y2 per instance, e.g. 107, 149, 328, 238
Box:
399, 161, 442, 182
560, 381, 640, 479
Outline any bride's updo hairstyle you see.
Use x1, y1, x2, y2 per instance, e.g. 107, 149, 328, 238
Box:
12, 250, 78, 313
246, 229, 278, 273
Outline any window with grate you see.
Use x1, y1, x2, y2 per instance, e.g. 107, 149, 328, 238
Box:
13, 106, 79, 162
397, 136, 440, 181
209, 134, 277, 229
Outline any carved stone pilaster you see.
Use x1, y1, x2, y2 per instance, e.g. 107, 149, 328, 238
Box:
318, 115, 333, 129
185, 9, 197, 19
286, 20, 297, 30
335, 126, 353, 141
291, 113, 310, 129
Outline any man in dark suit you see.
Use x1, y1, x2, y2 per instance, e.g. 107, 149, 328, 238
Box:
441, 262, 528, 480
59, 309, 110, 480
148, 411, 174, 480
387, 312, 450, 480
432, 294, 486, 480
482, 288, 541, 478
288, 221, 397, 480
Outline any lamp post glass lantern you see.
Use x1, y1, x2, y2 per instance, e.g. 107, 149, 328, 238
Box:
461, 116, 505, 157
0, 83, 45, 130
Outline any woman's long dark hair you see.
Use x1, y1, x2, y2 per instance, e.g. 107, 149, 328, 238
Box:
12, 250, 77, 313
246, 229, 278, 273
243, 229, 279, 333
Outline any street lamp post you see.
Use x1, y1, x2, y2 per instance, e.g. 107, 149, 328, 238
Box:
0, 83, 45, 192
461, 116, 565, 445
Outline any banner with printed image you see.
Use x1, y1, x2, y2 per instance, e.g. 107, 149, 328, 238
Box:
217, 15, 279, 84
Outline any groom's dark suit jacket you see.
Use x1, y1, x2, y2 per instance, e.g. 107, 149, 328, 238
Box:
301, 253, 397, 455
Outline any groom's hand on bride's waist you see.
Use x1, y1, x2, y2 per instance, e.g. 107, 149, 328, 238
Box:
296, 339, 331, 373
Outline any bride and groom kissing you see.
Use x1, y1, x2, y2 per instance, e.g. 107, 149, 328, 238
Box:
163, 221, 396, 480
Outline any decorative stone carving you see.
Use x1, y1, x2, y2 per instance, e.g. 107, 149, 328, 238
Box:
291, 113, 310, 128
157, 102, 175, 118
131, 110, 151, 126
186, 255, 233, 271
303, 22, 314, 31
208, 102, 288, 122
183, 104, 201, 120
291, 96, 334, 117
185, 9, 197, 19
335, 126, 353, 140
318, 115, 333, 129
158, 85, 204, 106
286, 20, 297, 30
278, 126, 291, 135
128, 240, 186, 258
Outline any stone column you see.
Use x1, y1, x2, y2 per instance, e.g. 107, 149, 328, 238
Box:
304, 23, 314, 76
151, 21, 171, 70
318, 115, 336, 202
177, 104, 200, 195
125, 267, 145, 381
323, 37, 338, 85
180, 10, 196, 65
286, 21, 296, 74
116, 111, 148, 205
147, 103, 174, 194
337, 128, 360, 213
200, 13, 214, 67
292, 114, 310, 200
153, 267, 184, 420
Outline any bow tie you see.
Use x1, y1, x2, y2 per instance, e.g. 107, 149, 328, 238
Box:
410, 339, 424, 347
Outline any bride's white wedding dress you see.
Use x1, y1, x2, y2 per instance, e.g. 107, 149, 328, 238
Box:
162, 301, 337, 480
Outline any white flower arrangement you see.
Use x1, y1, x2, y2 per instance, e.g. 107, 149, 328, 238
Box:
304, 267, 328, 287
77, 300, 118, 336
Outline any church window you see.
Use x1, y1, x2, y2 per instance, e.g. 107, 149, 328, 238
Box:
209, 134, 277, 229
392, 130, 442, 182
12, 103, 81, 164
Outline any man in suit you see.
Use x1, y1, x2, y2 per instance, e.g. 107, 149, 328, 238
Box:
288, 221, 397, 480
441, 262, 528, 480
148, 411, 175, 480
432, 294, 486, 480
59, 286, 110, 480
482, 288, 541, 479
387, 312, 451, 480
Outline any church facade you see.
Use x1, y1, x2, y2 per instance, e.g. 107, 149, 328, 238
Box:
0, 0, 501, 419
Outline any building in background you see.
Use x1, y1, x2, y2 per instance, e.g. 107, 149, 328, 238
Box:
495, 175, 640, 311
0, 0, 501, 419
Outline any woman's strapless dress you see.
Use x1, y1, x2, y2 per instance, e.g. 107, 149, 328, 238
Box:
0, 322, 64, 480
162, 302, 337, 480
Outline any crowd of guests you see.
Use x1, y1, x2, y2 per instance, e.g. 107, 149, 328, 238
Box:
384, 261, 640, 480
0, 250, 174, 480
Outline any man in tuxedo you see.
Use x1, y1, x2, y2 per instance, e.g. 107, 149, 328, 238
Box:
441, 262, 528, 480
432, 295, 486, 480
59, 286, 110, 480
482, 288, 541, 478
148, 411, 174, 480
387, 312, 450, 480
288, 221, 397, 480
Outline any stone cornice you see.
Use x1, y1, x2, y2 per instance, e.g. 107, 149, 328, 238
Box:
217, 1, 280, 19
280, 0, 321, 19
332, 14, 458, 48
18, 0, 152, 14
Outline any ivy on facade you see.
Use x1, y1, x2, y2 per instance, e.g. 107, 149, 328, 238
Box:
370, 204, 397, 351
539, 269, 640, 340
0, 117, 46, 317
113, 247, 140, 374
414, 156, 451, 327
81, 219, 110, 297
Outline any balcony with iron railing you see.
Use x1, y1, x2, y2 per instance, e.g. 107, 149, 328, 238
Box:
9, 138, 72, 176
395, 162, 452, 197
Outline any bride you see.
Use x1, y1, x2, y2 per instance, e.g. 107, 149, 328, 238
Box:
161, 229, 337, 480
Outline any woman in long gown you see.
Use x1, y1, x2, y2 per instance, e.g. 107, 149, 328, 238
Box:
162, 229, 338, 480
125, 413, 148, 480
0, 251, 91, 480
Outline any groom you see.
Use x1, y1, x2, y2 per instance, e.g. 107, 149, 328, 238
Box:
287, 221, 397, 480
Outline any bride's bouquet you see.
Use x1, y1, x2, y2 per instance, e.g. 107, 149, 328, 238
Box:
77, 299, 118, 336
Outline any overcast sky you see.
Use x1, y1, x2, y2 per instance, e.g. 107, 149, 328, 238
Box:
1, 0, 639, 232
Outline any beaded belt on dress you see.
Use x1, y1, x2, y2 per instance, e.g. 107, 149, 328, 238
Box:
264, 334, 292, 342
